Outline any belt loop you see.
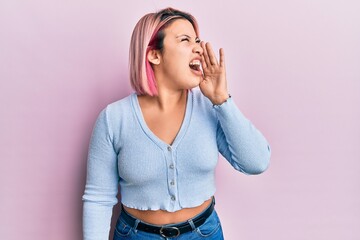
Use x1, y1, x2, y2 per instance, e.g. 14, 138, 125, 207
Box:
133, 219, 140, 233
187, 219, 196, 231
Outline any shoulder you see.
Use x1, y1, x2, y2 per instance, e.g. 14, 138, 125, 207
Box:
190, 87, 213, 108
106, 94, 134, 112
100, 93, 135, 124
190, 88, 217, 122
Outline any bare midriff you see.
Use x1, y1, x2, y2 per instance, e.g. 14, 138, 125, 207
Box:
122, 197, 213, 225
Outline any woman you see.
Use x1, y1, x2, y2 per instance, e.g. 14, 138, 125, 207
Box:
82, 7, 271, 240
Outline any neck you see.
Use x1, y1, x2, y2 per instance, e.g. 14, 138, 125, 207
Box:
140, 88, 188, 112
154, 88, 188, 111
142, 68, 188, 111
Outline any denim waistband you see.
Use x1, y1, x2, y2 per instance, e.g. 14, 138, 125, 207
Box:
120, 197, 215, 238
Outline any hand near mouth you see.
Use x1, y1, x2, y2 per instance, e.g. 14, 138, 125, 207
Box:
199, 41, 230, 105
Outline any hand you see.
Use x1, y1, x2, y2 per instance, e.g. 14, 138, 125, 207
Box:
200, 41, 229, 105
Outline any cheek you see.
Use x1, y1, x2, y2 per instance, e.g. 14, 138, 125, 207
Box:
160, 48, 194, 80
163, 56, 187, 75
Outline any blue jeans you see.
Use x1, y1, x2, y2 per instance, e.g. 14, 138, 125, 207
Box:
113, 209, 224, 240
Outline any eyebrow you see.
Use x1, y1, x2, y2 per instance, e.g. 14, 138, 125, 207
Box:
176, 34, 191, 38
176, 34, 200, 41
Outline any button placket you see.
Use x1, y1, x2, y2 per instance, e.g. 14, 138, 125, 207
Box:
166, 145, 177, 206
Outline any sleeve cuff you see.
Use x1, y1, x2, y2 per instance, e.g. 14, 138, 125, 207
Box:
212, 94, 232, 108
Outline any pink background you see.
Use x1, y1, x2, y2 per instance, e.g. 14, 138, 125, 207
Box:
1, 0, 359, 239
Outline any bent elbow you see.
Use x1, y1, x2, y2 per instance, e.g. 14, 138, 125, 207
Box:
252, 144, 271, 174
243, 144, 271, 175
251, 157, 270, 174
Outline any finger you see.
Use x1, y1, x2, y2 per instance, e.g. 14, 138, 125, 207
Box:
219, 48, 225, 68
201, 41, 211, 67
201, 54, 207, 70
205, 43, 218, 65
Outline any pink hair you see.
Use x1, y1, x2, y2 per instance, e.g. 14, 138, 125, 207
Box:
129, 8, 199, 96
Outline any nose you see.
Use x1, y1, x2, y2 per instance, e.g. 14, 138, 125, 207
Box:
193, 44, 203, 55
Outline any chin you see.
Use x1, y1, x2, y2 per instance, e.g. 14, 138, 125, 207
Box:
178, 76, 202, 90
187, 81, 201, 89
191, 76, 202, 86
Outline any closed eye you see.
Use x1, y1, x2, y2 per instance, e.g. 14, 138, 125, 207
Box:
181, 38, 190, 42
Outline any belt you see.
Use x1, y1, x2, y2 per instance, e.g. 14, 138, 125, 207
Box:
120, 198, 215, 238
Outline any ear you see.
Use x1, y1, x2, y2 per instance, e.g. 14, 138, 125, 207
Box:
147, 49, 161, 65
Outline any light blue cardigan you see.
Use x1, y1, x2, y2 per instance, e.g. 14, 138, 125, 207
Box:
82, 88, 271, 239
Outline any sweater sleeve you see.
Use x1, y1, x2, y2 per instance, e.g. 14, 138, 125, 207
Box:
215, 97, 271, 174
82, 107, 119, 240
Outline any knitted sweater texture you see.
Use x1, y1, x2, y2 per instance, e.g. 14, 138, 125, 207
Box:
82, 88, 271, 240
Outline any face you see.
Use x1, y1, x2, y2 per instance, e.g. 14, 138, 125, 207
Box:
153, 19, 203, 91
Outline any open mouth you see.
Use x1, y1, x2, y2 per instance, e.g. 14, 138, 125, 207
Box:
189, 60, 201, 72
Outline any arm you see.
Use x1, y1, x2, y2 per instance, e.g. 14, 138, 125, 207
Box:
199, 41, 270, 174
82, 107, 119, 240
215, 97, 271, 174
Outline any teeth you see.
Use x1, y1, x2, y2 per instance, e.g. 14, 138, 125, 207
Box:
189, 60, 201, 66
189, 59, 202, 71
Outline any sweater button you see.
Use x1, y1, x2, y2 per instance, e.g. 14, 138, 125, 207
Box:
169, 164, 174, 169
167, 146, 172, 151
171, 196, 176, 201
170, 180, 175, 186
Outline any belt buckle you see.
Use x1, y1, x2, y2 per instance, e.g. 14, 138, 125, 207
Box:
159, 226, 180, 238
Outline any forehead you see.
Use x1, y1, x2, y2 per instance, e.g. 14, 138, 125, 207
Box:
163, 19, 197, 37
